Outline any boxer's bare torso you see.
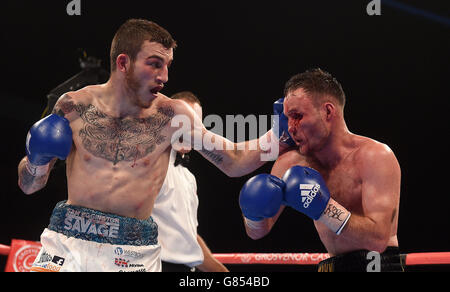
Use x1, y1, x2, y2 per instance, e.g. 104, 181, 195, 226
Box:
52, 86, 179, 220
271, 134, 400, 256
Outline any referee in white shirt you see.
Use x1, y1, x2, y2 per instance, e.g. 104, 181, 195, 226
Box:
152, 92, 229, 272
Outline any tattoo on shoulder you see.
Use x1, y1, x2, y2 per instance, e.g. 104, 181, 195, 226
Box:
76, 104, 175, 165
52, 94, 77, 117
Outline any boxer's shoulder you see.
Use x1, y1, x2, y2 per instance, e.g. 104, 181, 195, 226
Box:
353, 136, 394, 158
52, 86, 96, 115
351, 135, 399, 174
162, 96, 193, 116
66, 85, 99, 102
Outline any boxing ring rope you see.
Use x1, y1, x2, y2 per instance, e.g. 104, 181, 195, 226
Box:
0, 245, 9, 256
213, 252, 450, 266
1, 242, 449, 268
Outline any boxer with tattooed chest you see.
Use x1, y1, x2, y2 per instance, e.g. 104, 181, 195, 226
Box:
17, 19, 279, 272
49, 91, 177, 220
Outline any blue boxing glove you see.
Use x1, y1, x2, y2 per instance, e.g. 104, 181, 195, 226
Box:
272, 98, 296, 147
239, 174, 285, 221
26, 114, 73, 166
282, 166, 331, 220
283, 166, 352, 235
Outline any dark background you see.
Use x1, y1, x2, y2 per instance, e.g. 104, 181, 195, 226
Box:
0, 1, 449, 271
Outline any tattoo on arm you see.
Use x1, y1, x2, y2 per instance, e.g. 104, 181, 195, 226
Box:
18, 159, 56, 192
19, 165, 40, 187
323, 203, 346, 222
200, 149, 224, 165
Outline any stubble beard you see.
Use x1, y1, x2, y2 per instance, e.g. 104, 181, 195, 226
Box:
125, 65, 151, 108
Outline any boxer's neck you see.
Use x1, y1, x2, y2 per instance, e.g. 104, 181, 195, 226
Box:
101, 76, 151, 118
310, 120, 353, 170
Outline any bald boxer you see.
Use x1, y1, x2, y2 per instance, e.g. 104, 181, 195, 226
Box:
239, 69, 403, 272
18, 19, 281, 272
153, 91, 228, 272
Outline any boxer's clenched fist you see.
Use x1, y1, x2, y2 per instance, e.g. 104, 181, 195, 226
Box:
26, 114, 73, 171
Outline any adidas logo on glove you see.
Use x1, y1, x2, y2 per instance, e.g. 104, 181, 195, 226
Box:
300, 184, 321, 208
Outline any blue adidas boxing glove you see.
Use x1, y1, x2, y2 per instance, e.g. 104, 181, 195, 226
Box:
26, 114, 73, 166
282, 166, 331, 220
272, 98, 296, 147
239, 174, 285, 221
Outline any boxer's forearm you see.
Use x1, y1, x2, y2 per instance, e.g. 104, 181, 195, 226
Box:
223, 143, 268, 177
230, 131, 284, 176
317, 199, 390, 252
198, 130, 278, 177
336, 214, 390, 253
234, 130, 296, 174
243, 217, 273, 240
18, 157, 55, 195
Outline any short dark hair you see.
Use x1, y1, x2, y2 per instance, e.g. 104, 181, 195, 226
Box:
110, 19, 177, 72
171, 91, 201, 106
284, 68, 346, 108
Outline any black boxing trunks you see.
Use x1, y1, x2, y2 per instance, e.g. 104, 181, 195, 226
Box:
318, 247, 404, 272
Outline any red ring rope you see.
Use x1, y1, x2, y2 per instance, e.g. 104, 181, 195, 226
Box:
0, 244, 10, 256
405, 252, 450, 266
1, 242, 450, 266
213, 253, 330, 265
212, 252, 450, 266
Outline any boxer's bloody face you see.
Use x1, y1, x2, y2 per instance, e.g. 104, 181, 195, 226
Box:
284, 88, 330, 156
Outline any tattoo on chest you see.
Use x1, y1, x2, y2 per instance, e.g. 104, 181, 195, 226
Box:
53, 95, 174, 165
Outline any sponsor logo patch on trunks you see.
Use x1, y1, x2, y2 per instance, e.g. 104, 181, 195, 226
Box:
31, 250, 66, 272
